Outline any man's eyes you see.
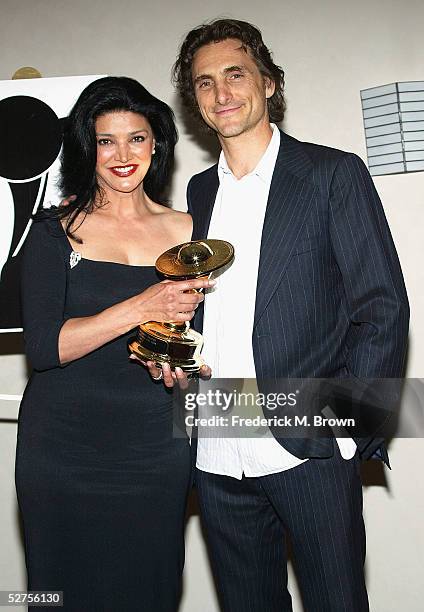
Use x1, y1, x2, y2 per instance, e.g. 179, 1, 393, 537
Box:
198, 80, 212, 89
197, 73, 243, 89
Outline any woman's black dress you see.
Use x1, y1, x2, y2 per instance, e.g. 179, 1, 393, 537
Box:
15, 219, 191, 612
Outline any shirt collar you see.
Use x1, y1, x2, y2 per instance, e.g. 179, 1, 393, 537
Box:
218, 123, 280, 184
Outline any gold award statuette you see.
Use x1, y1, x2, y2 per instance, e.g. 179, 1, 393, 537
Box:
128, 240, 234, 373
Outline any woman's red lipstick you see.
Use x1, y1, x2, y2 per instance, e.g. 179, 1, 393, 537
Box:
109, 165, 139, 177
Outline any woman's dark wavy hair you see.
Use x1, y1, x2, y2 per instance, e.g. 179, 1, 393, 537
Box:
41, 76, 177, 240
172, 19, 286, 125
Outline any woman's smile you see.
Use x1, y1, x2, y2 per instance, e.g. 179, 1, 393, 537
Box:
109, 164, 139, 177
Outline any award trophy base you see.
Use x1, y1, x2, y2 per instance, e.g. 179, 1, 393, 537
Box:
128, 240, 234, 373
128, 321, 204, 373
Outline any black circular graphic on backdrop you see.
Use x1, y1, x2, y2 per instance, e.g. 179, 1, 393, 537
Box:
0, 95, 62, 181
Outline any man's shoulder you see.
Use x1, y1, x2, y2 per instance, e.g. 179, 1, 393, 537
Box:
187, 164, 218, 192
278, 130, 369, 190
282, 130, 352, 166
186, 131, 365, 193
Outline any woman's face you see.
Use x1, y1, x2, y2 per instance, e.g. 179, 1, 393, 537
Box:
95, 111, 155, 195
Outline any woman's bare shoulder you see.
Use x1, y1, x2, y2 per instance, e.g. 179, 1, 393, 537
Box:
156, 206, 193, 241
162, 207, 191, 221
155, 206, 191, 225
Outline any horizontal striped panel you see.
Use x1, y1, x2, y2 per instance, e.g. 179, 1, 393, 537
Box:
366, 143, 403, 155
369, 152, 404, 165
364, 123, 401, 137
361, 83, 396, 99
403, 121, 424, 132
399, 91, 424, 102
404, 140, 424, 151
361, 82, 424, 174
362, 93, 398, 109
405, 150, 424, 161
363, 103, 399, 118
398, 81, 424, 92
366, 133, 402, 147
369, 162, 405, 176
364, 113, 399, 128
401, 111, 424, 121
406, 160, 424, 171
400, 101, 424, 112
403, 130, 424, 141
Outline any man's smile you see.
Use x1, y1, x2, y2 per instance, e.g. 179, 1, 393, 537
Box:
213, 104, 244, 117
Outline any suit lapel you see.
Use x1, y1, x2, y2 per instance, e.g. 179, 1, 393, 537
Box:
190, 167, 219, 240
189, 132, 318, 328
254, 131, 318, 326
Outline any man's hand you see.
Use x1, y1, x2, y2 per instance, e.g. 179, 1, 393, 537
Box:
60, 194, 77, 206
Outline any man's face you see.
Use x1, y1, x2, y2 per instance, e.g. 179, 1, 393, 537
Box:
191, 38, 275, 140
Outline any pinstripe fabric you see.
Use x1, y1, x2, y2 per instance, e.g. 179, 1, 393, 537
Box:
187, 130, 409, 461
195, 451, 367, 612
187, 130, 409, 610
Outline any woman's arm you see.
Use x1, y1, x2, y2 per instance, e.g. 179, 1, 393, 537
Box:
58, 277, 213, 364
21, 221, 213, 369
21, 221, 67, 371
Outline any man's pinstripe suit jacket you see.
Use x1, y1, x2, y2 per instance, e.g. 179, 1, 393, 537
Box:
187, 129, 409, 462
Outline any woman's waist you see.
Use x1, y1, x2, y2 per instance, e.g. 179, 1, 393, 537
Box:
24, 363, 173, 409
19, 378, 177, 448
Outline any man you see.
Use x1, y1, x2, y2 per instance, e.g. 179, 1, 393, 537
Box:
155, 18, 409, 611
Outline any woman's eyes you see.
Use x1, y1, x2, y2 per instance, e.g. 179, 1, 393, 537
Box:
97, 136, 146, 146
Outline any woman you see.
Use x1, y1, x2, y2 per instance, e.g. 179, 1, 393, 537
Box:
15, 76, 213, 611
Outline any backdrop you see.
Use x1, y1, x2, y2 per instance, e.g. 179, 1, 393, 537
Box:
0, 1, 423, 610
0, 75, 105, 330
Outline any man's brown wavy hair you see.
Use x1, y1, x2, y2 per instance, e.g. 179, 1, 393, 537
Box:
172, 18, 286, 125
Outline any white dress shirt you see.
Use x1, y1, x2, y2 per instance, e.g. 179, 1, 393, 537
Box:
196, 124, 356, 480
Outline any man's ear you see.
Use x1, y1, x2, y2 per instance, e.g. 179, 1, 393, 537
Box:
264, 77, 276, 99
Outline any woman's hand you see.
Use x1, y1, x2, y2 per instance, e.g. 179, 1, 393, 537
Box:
129, 356, 212, 389
128, 277, 215, 325
58, 277, 214, 365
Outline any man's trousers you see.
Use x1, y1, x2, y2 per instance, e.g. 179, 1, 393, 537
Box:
195, 450, 368, 612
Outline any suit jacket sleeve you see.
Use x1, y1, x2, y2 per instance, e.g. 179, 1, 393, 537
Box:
328, 152, 409, 379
